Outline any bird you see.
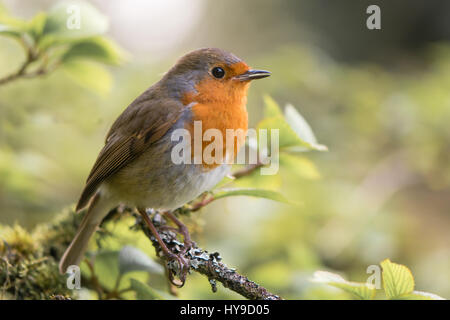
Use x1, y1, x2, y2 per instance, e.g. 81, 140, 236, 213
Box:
59, 48, 271, 285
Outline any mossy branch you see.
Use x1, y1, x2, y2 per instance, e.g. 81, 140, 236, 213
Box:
0, 163, 282, 300
137, 211, 281, 300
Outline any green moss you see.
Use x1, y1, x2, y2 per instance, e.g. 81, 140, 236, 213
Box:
0, 207, 84, 299
0, 224, 36, 257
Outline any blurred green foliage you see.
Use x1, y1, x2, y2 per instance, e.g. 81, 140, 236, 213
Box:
313, 259, 444, 300
0, 1, 449, 299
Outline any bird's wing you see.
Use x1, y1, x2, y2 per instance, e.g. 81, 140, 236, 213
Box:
76, 98, 185, 211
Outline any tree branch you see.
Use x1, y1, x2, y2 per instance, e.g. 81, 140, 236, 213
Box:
231, 162, 264, 179
0, 38, 57, 86
0, 135, 279, 299
132, 163, 282, 300
138, 211, 281, 300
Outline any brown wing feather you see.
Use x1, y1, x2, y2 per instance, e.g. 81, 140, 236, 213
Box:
76, 96, 184, 211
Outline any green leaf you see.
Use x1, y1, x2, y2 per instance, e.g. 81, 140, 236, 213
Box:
129, 278, 164, 300
279, 153, 321, 180
258, 116, 317, 150
118, 245, 164, 275
213, 188, 297, 205
0, 4, 27, 30
42, 0, 108, 40
27, 12, 47, 40
258, 96, 327, 152
0, 5, 27, 38
263, 95, 283, 118
312, 271, 376, 300
399, 290, 445, 300
232, 168, 282, 191
0, 24, 23, 38
87, 250, 120, 290
62, 37, 125, 65
284, 104, 328, 151
381, 259, 415, 299
213, 175, 235, 189
61, 60, 112, 95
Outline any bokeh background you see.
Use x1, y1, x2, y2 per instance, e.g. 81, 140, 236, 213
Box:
1, 0, 449, 299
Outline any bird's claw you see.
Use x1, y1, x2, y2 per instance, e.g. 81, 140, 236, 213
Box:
166, 252, 190, 288
160, 225, 195, 255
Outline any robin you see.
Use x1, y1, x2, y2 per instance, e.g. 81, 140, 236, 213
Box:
59, 48, 271, 285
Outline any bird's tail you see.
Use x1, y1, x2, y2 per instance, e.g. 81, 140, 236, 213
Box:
59, 193, 112, 274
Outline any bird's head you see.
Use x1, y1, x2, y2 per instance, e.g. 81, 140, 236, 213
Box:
162, 48, 271, 104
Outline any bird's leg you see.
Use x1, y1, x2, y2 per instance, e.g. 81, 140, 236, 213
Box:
158, 225, 179, 233
137, 208, 190, 287
164, 211, 195, 254
137, 208, 176, 259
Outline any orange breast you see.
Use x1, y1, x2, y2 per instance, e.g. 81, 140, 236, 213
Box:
183, 75, 249, 169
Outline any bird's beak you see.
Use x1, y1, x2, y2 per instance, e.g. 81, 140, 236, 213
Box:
235, 69, 271, 81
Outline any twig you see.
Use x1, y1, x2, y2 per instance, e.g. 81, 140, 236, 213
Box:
134, 163, 281, 300
0, 38, 58, 86
0, 60, 56, 85
189, 162, 265, 211
84, 257, 105, 299
0, 59, 32, 85
231, 162, 264, 179
195, 252, 281, 300
190, 193, 215, 212
138, 212, 282, 300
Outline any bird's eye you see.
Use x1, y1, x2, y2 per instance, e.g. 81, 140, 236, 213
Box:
211, 67, 225, 79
